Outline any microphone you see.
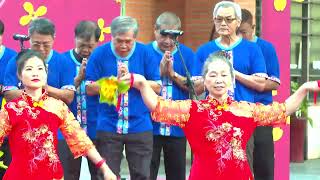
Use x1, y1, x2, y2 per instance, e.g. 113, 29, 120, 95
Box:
160, 29, 184, 37
13, 34, 30, 41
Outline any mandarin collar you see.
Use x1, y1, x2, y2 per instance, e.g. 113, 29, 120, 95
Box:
206, 95, 233, 105
22, 89, 48, 107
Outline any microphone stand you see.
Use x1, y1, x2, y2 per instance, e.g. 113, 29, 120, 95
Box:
18, 39, 27, 52
172, 37, 198, 100
172, 37, 197, 165
14, 38, 28, 89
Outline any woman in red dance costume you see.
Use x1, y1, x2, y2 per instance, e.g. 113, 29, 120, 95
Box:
0, 50, 117, 180
122, 51, 320, 180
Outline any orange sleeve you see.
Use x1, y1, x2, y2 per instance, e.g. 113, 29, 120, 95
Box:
151, 97, 192, 128
59, 103, 94, 158
253, 102, 287, 126
0, 108, 11, 146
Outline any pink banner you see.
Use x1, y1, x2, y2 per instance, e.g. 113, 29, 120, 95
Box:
0, 0, 121, 52
261, 1, 291, 180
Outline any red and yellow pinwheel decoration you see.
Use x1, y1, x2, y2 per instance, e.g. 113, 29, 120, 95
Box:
97, 18, 111, 42
19, 2, 47, 26
97, 76, 130, 106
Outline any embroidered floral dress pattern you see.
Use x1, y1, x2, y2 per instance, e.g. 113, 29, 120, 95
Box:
0, 90, 94, 180
206, 122, 246, 171
22, 124, 59, 172
151, 96, 287, 180
6, 100, 40, 119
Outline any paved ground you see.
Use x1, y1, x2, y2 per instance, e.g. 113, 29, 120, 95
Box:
290, 159, 320, 180
80, 155, 320, 180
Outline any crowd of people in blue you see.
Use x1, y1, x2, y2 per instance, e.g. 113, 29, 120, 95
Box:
0, 1, 314, 180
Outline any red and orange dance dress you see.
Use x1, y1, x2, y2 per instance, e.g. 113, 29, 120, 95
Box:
151, 96, 287, 180
0, 91, 94, 180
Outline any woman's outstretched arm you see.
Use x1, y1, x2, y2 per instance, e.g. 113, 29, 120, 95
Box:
285, 81, 319, 116
251, 81, 320, 126
58, 102, 117, 180
122, 74, 191, 127
130, 74, 159, 111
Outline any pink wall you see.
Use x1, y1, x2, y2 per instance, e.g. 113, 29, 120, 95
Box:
261, 1, 291, 180
0, 0, 120, 52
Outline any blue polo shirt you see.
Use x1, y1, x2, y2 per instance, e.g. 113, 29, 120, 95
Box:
63, 50, 80, 117
147, 41, 196, 137
196, 38, 267, 102
4, 50, 75, 139
86, 42, 160, 134
0, 46, 16, 106
254, 37, 280, 105
63, 49, 98, 139
86, 95, 99, 139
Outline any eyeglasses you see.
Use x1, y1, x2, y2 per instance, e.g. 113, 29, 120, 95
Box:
214, 17, 237, 24
30, 41, 52, 50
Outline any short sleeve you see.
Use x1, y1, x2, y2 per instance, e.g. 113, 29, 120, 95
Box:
249, 43, 267, 77
195, 47, 205, 76
144, 49, 160, 81
151, 98, 192, 127
185, 48, 198, 77
59, 54, 76, 91
265, 43, 280, 84
3, 56, 20, 91
85, 48, 101, 83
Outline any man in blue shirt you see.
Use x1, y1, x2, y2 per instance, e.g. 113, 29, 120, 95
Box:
63, 20, 100, 180
147, 12, 197, 180
238, 9, 281, 180
86, 16, 161, 180
3, 17, 75, 178
196, 1, 267, 171
0, 19, 17, 179
3, 18, 75, 103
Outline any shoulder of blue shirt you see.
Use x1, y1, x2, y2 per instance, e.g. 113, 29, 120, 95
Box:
256, 37, 277, 51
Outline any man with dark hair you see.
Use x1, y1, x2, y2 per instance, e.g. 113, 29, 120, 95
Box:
86, 16, 161, 180
3, 17, 76, 178
62, 20, 100, 180
239, 8, 280, 180
147, 12, 198, 180
0, 19, 16, 107
4, 17, 75, 103
0, 19, 17, 179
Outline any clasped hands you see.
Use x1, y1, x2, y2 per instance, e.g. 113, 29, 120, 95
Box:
160, 51, 175, 78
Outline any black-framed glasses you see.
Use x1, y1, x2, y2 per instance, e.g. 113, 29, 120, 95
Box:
214, 17, 237, 24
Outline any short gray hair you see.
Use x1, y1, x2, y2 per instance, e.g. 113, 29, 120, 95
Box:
155, 12, 181, 30
111, 16, 138, 37
202, 51, 234, 80
28, 17, 55, 37
213, 1, 242, 20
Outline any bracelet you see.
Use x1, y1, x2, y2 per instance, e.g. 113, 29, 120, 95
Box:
95, 158, 106, 169
130, 73, 134, 88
